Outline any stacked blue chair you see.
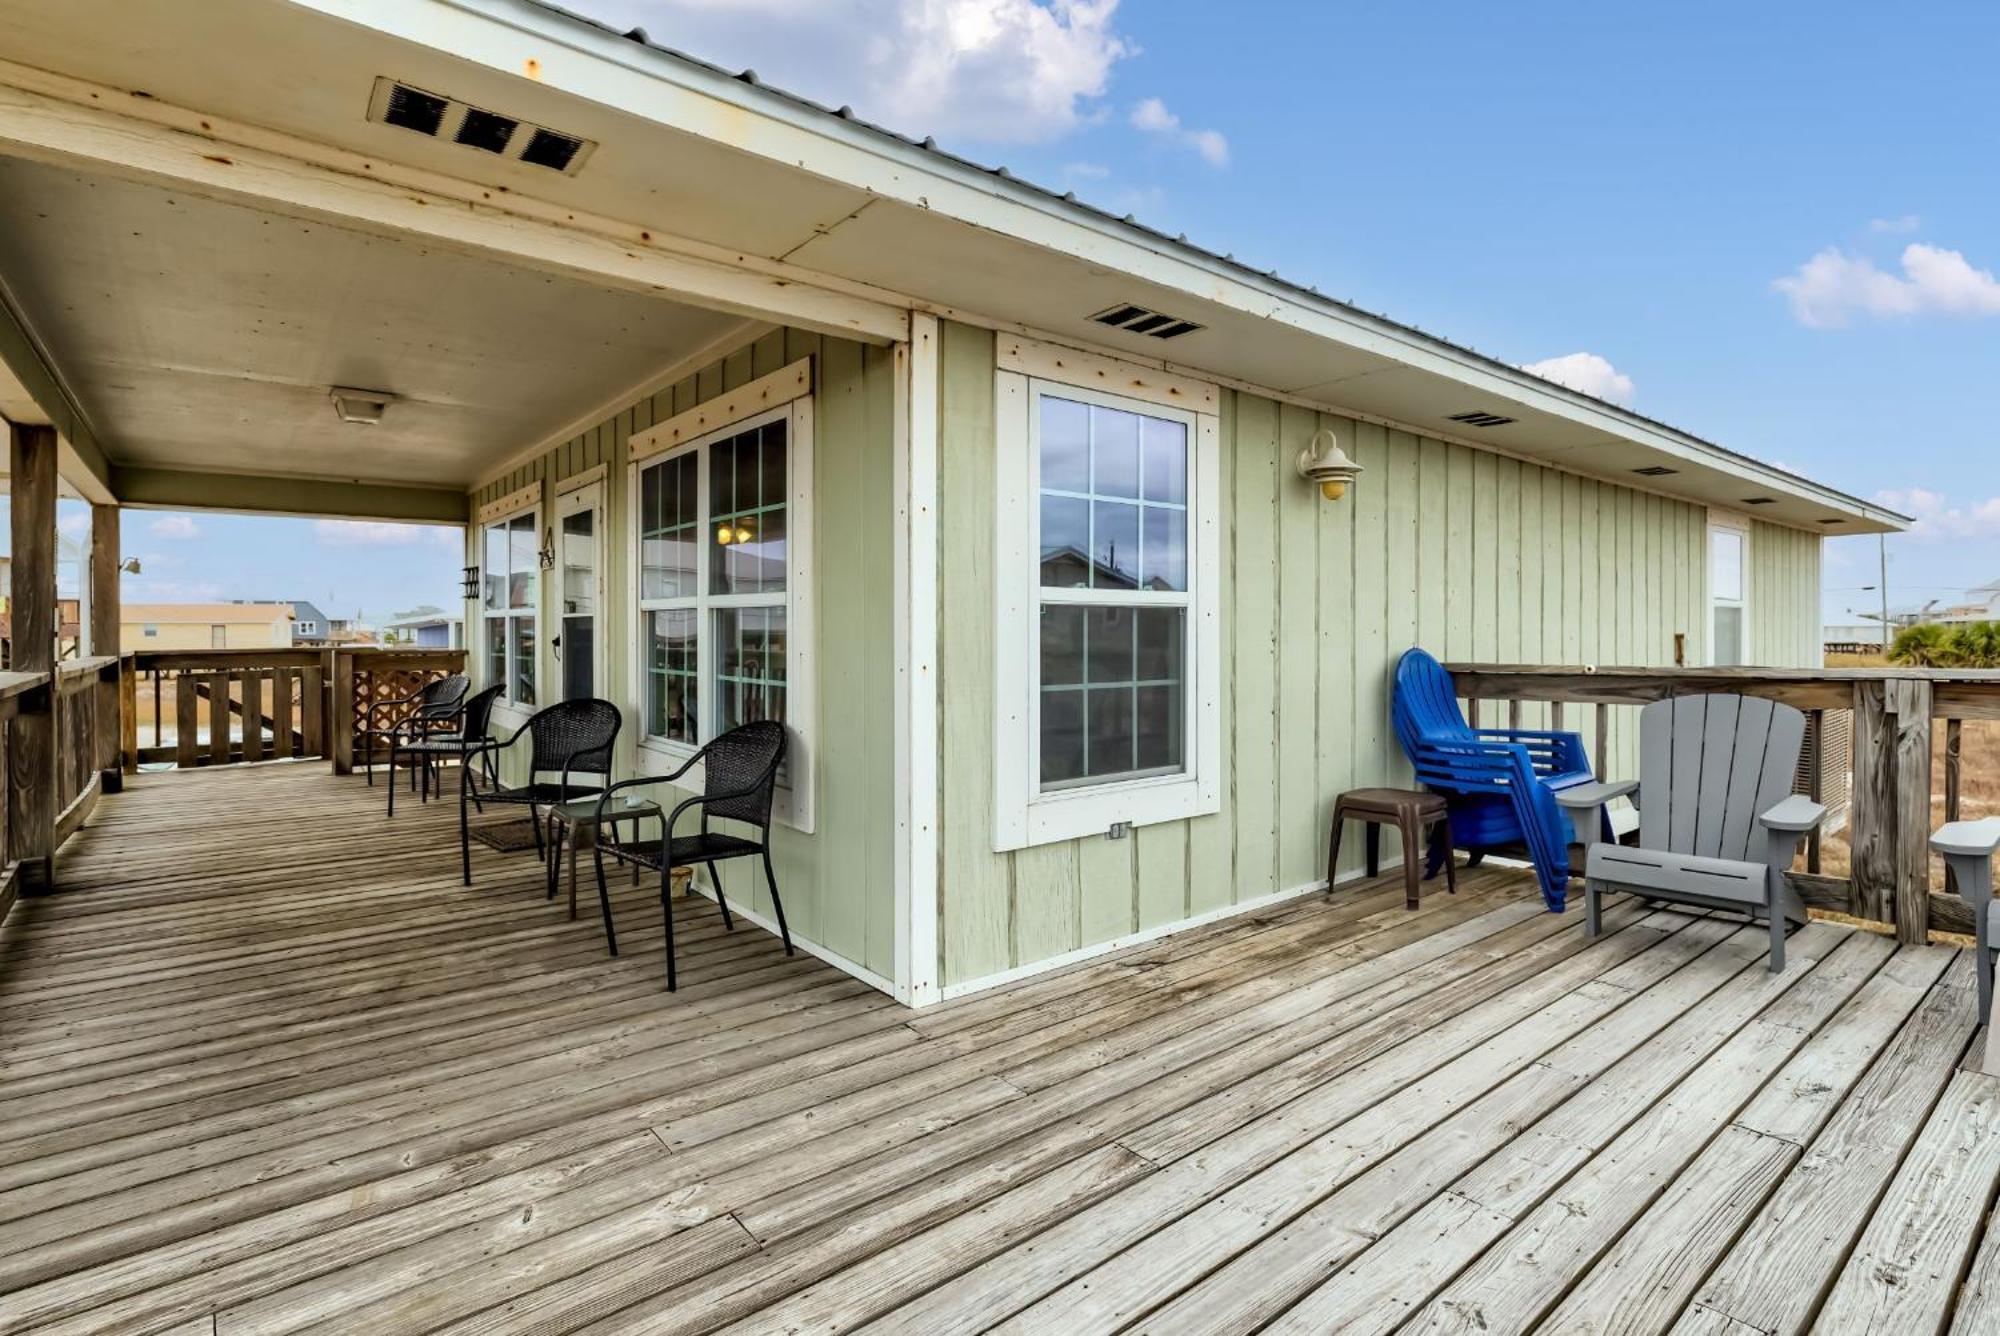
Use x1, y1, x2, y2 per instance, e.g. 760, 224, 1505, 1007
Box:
1390, 647, 1600, 910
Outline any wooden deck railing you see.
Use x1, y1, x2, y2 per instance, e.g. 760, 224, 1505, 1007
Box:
0, 654, 122, 908
120, 646, 468, 774
1448, 662, 2000, 945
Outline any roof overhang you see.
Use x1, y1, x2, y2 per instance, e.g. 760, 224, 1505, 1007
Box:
0, 0, 1906, 532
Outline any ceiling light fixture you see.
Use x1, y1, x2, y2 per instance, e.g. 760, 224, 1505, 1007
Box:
329, 386, 397, 425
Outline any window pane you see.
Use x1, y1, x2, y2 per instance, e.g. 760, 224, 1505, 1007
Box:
1713, 605, 1744, 667
511, 615, 537, 705
1135, 607, 1183, 681
1086, 686, 1136, 777
641, 455, 698, 599
1142, 417, 1187, 504
1040, 494, 1091, 588
760, 421, 787, 508
1041, 605, 1085, 686
711, 424, 786, 596
718, 606, 786, 732
1041, 397, 1090, 493
1711, 529, 1744, 602
1092, 406, 1140, 498
1136, 683, 1184, 771
482, 523, 507, 611
1092, 500, 1140, 588
509, 514, 537, 610
647, 608, 698, 744
486, 618, 505, 689
1087, 606, 1135, 683
1142, 506, 1187, 591
1040, 689, 1085, 785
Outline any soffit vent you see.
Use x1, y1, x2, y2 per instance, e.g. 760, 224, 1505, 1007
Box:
1631, 465, 1679, 477
1447, 410, 1516, 429
1741, 496, 1777, 506
1090, 303, 1204, 340
368, 78, 596, 176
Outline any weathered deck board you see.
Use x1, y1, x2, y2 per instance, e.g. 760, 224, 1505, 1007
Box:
0, 763, 1995, 1334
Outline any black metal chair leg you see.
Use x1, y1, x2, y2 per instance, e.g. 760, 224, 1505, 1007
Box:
546, 818, 563, 901
705, 860, 735, 929
387, 735, 398, 816
459, 764, 473, 886
761, 849, 792, 955
660, 876, 678, 991
593, 840, 618, 956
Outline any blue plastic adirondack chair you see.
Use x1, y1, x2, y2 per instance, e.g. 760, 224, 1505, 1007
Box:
1390, 648, 1599, 910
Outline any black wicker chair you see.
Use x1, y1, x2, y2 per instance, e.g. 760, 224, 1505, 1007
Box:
388, 682, 503, 817
590, 720, 791, 990
458, 697, 621, 886
362, 673, 469, 788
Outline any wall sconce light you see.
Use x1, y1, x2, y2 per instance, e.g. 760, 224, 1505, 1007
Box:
1297, 427, 1363, 501
118, 557, 142, 575
461, 565, 481, 599
538, 527, 557, 571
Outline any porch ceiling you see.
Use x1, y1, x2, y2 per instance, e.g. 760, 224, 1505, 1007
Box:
0, 154, 746, 492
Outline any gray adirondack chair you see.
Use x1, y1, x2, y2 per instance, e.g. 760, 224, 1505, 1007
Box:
1557, 694, 1826, 971
1930, 817, 2000, 1076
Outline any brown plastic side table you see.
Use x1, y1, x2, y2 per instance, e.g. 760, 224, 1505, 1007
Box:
1328, 787, 1456, 909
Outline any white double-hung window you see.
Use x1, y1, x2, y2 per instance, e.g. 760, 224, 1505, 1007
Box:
628, 360, 815, 831
481, 503, 539, 705
993, 342, 1221, 850
1709, 516, 1748, 666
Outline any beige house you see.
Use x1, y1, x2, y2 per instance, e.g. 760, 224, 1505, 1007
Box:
120, 601, 293, 652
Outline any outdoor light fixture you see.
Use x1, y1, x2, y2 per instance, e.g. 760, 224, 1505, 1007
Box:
329, 386, 398, 425
118, 557, 142, 575
1297, 427, 1363, 501
537, 527, 557, 571
714, 521, 756, 546
460, 565, 480, 599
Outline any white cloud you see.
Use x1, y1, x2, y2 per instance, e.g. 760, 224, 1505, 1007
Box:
1060, 160, 1111, 180
1519, 351, 1635, 404
57, 511, 89, 537
1872, 486, 2000, 540
1774, 242, 2000, 328
149, 515, 201, 540
124, 579, 224, 602
314, 520, 432, 547
590, 0, 1131, 144
1868, 214, 1922, 234
1129, 96, 1229, 166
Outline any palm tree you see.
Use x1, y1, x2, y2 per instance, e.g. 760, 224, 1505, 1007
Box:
1889, 622, 1956, 667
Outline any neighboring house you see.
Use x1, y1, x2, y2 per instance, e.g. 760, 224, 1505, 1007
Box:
384, 605, 463, 649
121, 603, 293, 652
270, 598, 333, 646
0, 0, 1909, 1007
0, 553, 85, 664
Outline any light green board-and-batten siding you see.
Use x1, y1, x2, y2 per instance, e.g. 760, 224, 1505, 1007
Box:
934, 321, 1826, 989
466, 327, 900, 981
1749, 518, 1824, 667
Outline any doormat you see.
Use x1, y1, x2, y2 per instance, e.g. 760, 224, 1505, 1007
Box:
471, 819, 542, 853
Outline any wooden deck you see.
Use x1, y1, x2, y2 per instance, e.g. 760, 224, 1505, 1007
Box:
3, 764, 1999, 1334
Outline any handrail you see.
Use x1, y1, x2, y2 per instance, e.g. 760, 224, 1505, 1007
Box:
1448, 661, 1979, 947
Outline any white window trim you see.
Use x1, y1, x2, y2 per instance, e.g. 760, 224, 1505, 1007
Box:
1707, 511, 1751, 666
993, 368, 1222, 851
627, 396, 818, 834
480, 495, 542, 718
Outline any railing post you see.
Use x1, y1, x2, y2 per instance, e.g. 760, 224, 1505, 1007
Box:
330, 649, 354, 775
88, 504, 123, 793
1849, 678, 1895, 925
8, 422, 57, 891
1891, 676, 1933, 944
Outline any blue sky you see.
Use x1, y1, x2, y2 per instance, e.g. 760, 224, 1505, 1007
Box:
12, 0, 1999, 629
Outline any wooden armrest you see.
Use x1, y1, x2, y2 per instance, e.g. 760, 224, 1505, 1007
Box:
1932, 817, 2000, 859
1555, 780, 1637, 810
1758, 795, 1827, 834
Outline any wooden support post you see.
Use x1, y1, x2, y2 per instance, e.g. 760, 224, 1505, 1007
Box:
330, 650, 354, 775
1945, 716, 1963, 894
119, 656, 138, 772
88, 503, 122, 792
1891, 677, 1934, 944
8, 423, 57, 891
1594, 702, 1610, 780
1850, 679, 1895, 924
1807, 708, 1826, 876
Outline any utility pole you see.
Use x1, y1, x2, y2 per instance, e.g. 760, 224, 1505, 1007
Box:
1879, 534, 1890, 643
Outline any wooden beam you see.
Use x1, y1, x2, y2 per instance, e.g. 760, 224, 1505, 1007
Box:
7, 421, 57, 890
1890, 677, 1933, 944
88, 503, 122, 791
1848, 679, 1895, 925
111, 467, 468, 524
